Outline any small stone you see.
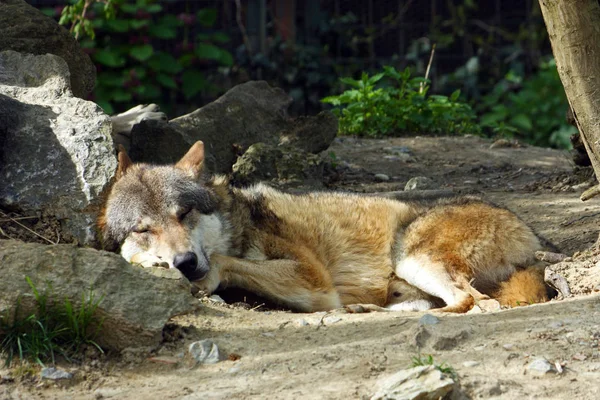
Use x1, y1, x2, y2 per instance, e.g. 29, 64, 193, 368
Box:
404, 177, 434, 191
209, 294, 226, 303
419, 314, 440, 326
467, 305, 482, 314
527, 358, 555, 375
148, 356, 180, 365
374, 173, 390, 182
188, 340, 220, 364
462, 361, 480, 368
261, 332, 276, 337
40, 367, 72, 380
503, 344, 515, 351
572, 353, 587, 361
296, 319, 310, 327
323, 316, 342, 325
371, 365, 456, 400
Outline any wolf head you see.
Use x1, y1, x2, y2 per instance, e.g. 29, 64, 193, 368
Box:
99, 141, 229, 281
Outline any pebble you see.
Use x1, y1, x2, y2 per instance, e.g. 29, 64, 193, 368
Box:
374, 173, 390, 182
419, 314, 440, 325
502, 344, 515, 351
527, 358, 555, 375
40, 367, 72, 380
296, 319, 310, 327
209, 294, 226, 303
404, 176, 434, 191
188, 340, 220, 364
462, 361, 480, 368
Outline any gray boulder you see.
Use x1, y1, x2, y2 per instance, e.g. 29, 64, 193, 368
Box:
128, 81, 338, 177
231, 143, 324, 187
0, 51, 116, 245
0, 0, 96, 98
0, 240, 198, 351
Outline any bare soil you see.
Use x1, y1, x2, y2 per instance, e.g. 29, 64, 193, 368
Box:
3, 135, 600, 400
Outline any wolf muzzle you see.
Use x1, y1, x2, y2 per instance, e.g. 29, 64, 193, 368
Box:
174, 251, 210, 281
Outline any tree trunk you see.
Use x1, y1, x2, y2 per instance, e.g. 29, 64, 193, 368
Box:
538, 0, 600, 200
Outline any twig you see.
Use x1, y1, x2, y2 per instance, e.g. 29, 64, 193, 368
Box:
0, 216, 38, 223
0, 226, 13, 239
560, 211, 600, 227
0, 211, 57, 245
420, 43, 436, 94
581, 185, 600, 201
249, 303, 265, 311
235, 0, 253, 58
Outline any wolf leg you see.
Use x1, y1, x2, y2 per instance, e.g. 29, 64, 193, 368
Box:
394, 254, 475, 313
195, 254, 342, 312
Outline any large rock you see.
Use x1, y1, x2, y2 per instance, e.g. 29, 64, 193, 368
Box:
129, 81, 338, 175
0, 0, 96, 98
0, 51, 116, 245
0, 240, 198, 351
231, 143, 324, 187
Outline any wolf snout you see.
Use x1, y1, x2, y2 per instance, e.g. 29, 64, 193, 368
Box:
174, 252, 208, 281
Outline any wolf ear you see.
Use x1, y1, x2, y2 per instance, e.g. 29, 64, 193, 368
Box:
176, 141, 205, 178
116, 145, 133, 181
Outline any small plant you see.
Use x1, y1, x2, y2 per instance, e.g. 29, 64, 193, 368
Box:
0, 277, 105, 367
322, 66, 480, 137
411, 353, 457, 380
41, 0, 233, 115
479, 58, 576, 148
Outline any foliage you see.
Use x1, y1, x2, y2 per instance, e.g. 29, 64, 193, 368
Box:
411, 353, 457, 380
478, 58, 576, 148
42, 0, 232, 115
0, 277, 104, 367
322, 66, 480, 137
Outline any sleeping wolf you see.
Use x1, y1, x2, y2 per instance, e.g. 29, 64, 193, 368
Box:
99, 141, 550, 313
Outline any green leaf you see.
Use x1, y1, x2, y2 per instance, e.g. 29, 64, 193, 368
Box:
130, 20, 149, 30
111, 88, 133, 102
218, 50, 234, 66
106, 19, 129, 32
94, 49, 126, 67
197, 8, 217, 27
339, 77, 361, 88
195, 43, 221, 60
120, 4, 138, 13
510, 113, 533, 131
450, 89, 461, 102
135, 83, 161, 99
181, 70, 207, 99
146, 4, 163, 13
149, 24, 177, 39
156, 73, 177, 89
147, 52, 183, 74
211, 32, 230, 43
129, 45, 154, 61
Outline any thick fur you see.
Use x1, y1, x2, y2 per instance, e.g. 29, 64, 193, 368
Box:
99, 141, 550, 313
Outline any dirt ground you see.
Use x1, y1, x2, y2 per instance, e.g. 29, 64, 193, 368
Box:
3, 135, 600, 400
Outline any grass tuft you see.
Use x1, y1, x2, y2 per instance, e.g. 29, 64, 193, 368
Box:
411, 352, 457, 380
0, 277, 105, 367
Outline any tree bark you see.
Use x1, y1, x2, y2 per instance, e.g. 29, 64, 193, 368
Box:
538, 0, 600, 200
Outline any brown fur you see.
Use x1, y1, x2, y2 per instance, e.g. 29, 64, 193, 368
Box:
100, 141, 552, 313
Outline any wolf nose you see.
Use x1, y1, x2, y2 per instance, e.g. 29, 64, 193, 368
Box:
173, 252, 200, 279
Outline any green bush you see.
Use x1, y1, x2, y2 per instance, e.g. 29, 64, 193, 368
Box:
43, 0, 232, 115
321, 66, 480, 137
479, 58, 576, 148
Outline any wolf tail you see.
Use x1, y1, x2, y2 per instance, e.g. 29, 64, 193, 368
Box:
493, 267, 553, 307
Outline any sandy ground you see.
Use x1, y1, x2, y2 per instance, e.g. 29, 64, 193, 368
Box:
3, 135, 600, 400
